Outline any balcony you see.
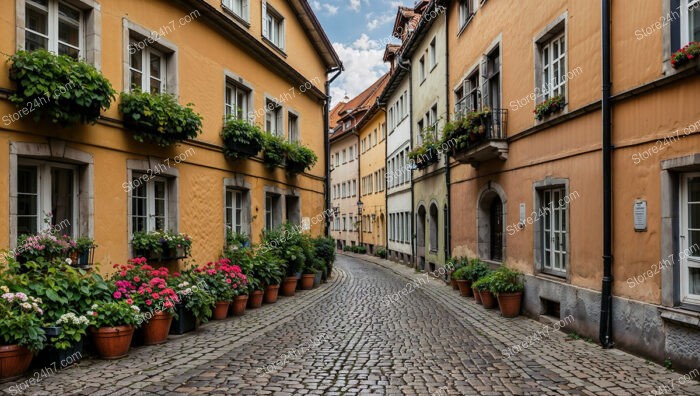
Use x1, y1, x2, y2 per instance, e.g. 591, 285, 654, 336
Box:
446, 108, 508, 167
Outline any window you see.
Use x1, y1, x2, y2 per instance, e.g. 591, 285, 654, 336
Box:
288, 113, 299, 142
680, 174, 700, 304
342, 216, 347, 231
352, 180, 357, 196
131, 176, 168, 233
373, 129, 378, 146
129, 39, 166, 93
265, 194, 273, 230
483, 46, 501, 110
25, 0, 82, 58
335, 153, 339, 167
429, 38, 437, 69
16, 161, 78, 237
342, 149, 347, 163
361, 139, 366, 153
459, 0, 476, 28
225, 83, 250, 120
225, 189, 244, 234
263, 2, 285, 49
349, 146, 354, 161
264, 193, 281, 230
541, 34, 566, 100
223, 0, 249, 21
381, 122, 386, 140
342, 183, 347, 198
265, 99, 283, 136
681, 0, 700, 44
419, 56, 426, 81
541, 188, 568, 275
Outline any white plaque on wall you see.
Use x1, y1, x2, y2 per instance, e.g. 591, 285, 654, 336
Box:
634, 200, 647, 232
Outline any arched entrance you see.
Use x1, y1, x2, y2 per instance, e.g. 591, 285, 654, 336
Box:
477, 184, 506, 262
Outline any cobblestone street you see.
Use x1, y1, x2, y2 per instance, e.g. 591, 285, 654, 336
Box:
3, 254, 699, 396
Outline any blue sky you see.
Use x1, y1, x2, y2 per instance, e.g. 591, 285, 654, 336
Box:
311, 0, 412, 105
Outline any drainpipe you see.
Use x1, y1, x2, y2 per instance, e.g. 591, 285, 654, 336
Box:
443, 6, 452, 264
325, 67, 343, 237
378, 101, 389, 253
397, 56, 414, 268
599, 0, 614, 349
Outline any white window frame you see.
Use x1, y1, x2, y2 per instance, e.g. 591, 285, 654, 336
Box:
223, 0, 249, 22
225, 82, 250, 120
24, 0, 83, 57
429, 38, 437, 69
16, 159, 79, 238
541, 33, 567, 100
419, 55, 426, 81
265, 99, 283, 136
131, 175, 169, 233
541, 187, 568, 276
681, 0, 700, 45
129, 40, 166, 93
680, 173, 700, 304
288, 112, 299, 142
262, 2, 285, 49
225, 188, 244, 235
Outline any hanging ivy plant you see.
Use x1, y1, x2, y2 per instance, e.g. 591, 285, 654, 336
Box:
8, 50, 116, 126
262, 133, 290, 168
119, 90, 203, 147
287, 143, 318, 174
221, 117, 265, 160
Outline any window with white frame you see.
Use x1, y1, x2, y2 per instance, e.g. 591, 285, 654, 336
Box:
264, 193, 281, 230
25, 0, 82, 58
681, 0, 700, 44
680, 173, 700, 304
288, 112, 299, 142
225, 82, 250, 120
419, 56, 426, 81
129, 38, 166, 93
265, 99, 283, 136
540, 187, 568, 276
16, 160, 78, 237
349, 145, 354, 161
262, 2, 285, 49
342, 149, 347, 163
429, 38, 437, 69
541, 33, 566, 100
458, 0, 476, 29
225, 188, 244, 235
483, 46, 501, 110
131, 175, 169, 233
223, 0, 249, 21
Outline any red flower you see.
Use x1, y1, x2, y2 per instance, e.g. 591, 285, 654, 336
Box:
146, 299, 153, 306
126, 298, 133, 304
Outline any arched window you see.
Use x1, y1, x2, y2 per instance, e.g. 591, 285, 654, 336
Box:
429, 203, 439, 252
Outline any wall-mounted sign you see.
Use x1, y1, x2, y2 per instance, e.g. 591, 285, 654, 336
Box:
519, 203, 526, 228
634, 200, 647, 232
302, 217, 311, 231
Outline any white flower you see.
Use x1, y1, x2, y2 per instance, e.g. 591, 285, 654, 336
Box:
86, 310, 94, 316
0, 286, 9, 293
65, 258, 72, 265
131, 305, 140, 313
20, 302, 32, 310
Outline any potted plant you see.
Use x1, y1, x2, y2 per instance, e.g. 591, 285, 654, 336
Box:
252, 249, 284, 304
169, 274, 214, 334
473, 272, 497, 309
119, 89, 203, 147
262, 224, 306, 296
247, 277, 264, 309
8, 50, 116, 126
131, 232, 164, 260
300, 263, 317, 290
162, 232, 192, 259
132, 231, 192, 260
534, 95, 565, 121
468, 259, 490, 303
196, 258, 247, 320
35, 312, 89, 368
221, 116, 265, 160
110, 259, 180, 345
286, 143, 319, 175
490, 267, 525, 318
447, 257, 466, 290
15, 230, 76, 264
671, 41, 700, 69
0, 287, 45, 380
262, 133, 290, 168
87, 300, 141, 359
74, 237, 97, 268
229, 267, 250, 317
452, 266, 473, 297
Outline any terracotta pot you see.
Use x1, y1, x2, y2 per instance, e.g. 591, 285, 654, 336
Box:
264, 284, 280, 303
281, 277, 298, 296
456, 280, 473, 297
0, 345, 33, 381
230, 295, 248, 316
497, 292, 523, 318
450, 278, 459, 290
473, 287, 482, 304
300, 274, 315, 290
480, 290, 498, 309
213, 301, 230, 320
141, 312, 173, 345
248, 290, 264, 308
89, 326, 134, 359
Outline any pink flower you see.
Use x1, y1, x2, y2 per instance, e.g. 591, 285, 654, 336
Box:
126, 298, 133, 304
146, 299, 153, 306
113, 291, 123, 299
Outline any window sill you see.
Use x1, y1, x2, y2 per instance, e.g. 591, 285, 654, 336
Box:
457, 15, 475, 38
430, 64, 438, 73
262, 37, 287, 58
221, 5, 251, 28
659, 306, 700, 328
533, 271, 568, 283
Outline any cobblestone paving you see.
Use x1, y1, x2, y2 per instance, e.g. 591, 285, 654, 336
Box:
2, 254, 699, 395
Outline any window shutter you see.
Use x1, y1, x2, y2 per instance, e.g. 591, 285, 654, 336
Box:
276, 108, 283, 135
480, 57, 489, 109
280, 20, 286, 49
671, 0, 681, 51
261, 0, 268, 38
242, 0, 249, 21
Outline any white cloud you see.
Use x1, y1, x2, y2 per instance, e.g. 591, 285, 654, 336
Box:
330, 34, 388, 107
349, 0, 361, 12
312, 1, 339, 15
366, 12, 394, 31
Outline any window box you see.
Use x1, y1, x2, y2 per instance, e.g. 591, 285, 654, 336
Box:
221, 117, 265, 160
534, 95, 566, 121
119, 90, 203, 147
409, 147, 439, 170
443, 108, 508, 165
8, 50, 115, 126
286, 143, 318, 175
262, 133, 288, 168
132, 231, 191, 261
671, 42, 700, 69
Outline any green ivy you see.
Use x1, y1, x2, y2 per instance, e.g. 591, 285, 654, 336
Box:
287, 142, 318, 174
262, 133, 290, 168
488, 266, 525, 296
119, 90, 203, 147
221, 117, 265, 160
8, 50, 116, 126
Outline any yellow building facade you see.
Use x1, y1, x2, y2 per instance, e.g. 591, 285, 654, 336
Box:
0, 0, 340, 270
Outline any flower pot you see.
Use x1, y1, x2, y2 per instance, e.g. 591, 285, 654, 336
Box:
281, 277, 298, 296
0, 345, 33, 381
314, 270, 323, 287
248, 290, 264, 308
230, 295, 248, 316
33, 340, 83, 370
213, 301, 230, 320
42, 326, 63, 337
450, 278, 459, 290
480, 290, 498, 309
170, 303, 196, 335
142, 312, 173, 345
473, 286, 482, 304
497, 292, 523, 318
295, 272, 303, 290
89, 326, 134, 360
264, 284, 280, 303
301, 274, 315, 290
456, 280, 473, 297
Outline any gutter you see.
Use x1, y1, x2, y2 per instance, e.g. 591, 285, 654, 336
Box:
599, 0, 614, 349
443, 5, 451, 262
325, 67, 343, 237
